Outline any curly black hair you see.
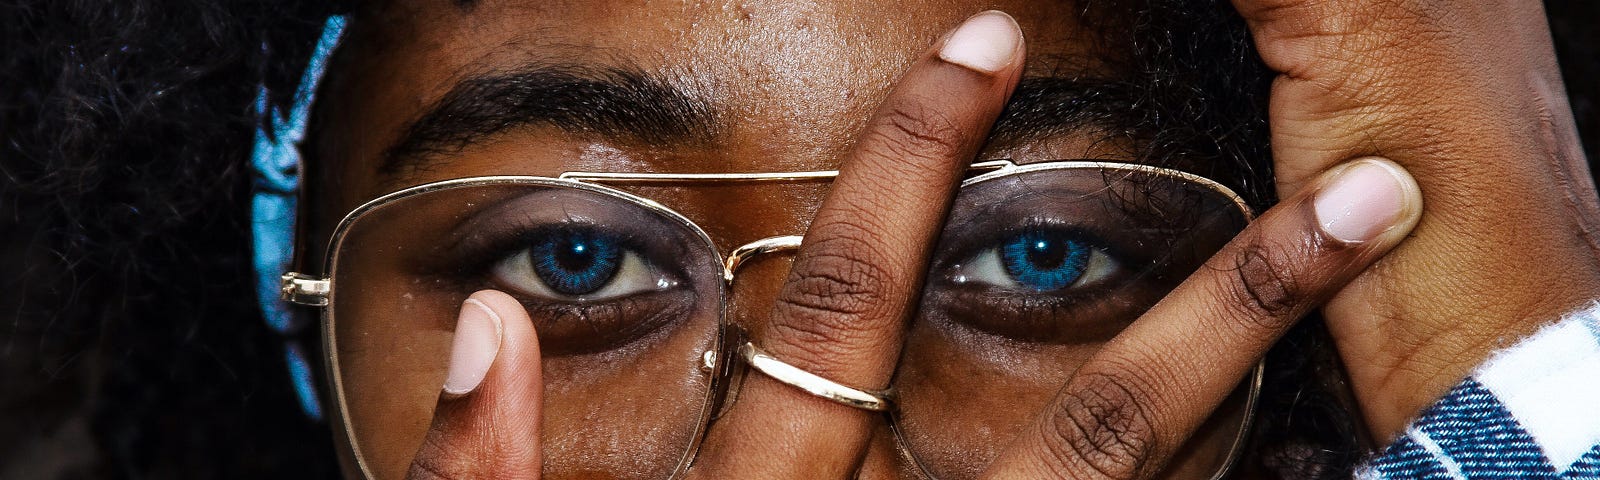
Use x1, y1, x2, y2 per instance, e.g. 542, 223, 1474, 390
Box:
2, 1, 1596, 479
2, 1, 346, 477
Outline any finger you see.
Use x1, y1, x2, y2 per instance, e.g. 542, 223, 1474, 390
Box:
691, 10, 1025, 478
408, 290, 542, 480
985, 158, 1423, 479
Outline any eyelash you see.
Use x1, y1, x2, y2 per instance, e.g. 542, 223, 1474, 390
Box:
435, 215, 664, 288
939, 218, 1134, 273
919, 219, 1150, 343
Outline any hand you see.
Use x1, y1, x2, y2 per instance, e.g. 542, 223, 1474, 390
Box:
976, 158, 1422, 478
1230, 0, 1600, 439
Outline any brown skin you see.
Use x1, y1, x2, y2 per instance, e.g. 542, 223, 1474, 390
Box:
328, 182, 729, 479
1232, 0, 1600, 441
312, 2, 1120, 478
305, 0, 1590, 477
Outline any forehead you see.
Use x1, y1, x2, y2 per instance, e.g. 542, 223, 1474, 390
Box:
317, 0, 1107, 211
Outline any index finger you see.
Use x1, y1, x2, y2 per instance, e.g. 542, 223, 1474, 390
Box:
985, 159, 1423, 479
689, 11, 1025, 479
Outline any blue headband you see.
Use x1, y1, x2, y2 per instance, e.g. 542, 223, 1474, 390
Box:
252, 15, 347, 421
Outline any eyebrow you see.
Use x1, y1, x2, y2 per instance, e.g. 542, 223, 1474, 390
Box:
378, 67, 1138, 178
379, 65, 717, 175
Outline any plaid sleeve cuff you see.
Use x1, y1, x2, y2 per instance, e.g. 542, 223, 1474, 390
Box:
1358, 303, 1600, 479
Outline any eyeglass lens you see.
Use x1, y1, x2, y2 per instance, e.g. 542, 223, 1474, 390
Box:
323, 165, 1252, 479
328, 183, 725, 479
891, 166, 1252, 479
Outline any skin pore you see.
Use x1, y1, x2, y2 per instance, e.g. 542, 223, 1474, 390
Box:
308, 0, 1258, 478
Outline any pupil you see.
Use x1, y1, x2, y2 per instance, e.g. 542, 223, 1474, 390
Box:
530, 231, 623, 295
554, 241, 595, 272
1025, 239, 1067, 270
1000, 230, 1089, 291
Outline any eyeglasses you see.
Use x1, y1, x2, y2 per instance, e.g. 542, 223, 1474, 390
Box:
282, 159, 1260, 480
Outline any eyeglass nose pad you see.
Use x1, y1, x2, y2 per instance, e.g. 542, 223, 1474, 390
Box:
723, 235, 804, 284
704, 235, 803, 421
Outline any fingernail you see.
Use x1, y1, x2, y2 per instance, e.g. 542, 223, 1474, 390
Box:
1314, 159, 1413, 244
443, 297, 502, 395
938, 11, 1023, 74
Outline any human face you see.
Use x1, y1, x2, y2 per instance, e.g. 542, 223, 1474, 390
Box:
309, 1, 1250, 478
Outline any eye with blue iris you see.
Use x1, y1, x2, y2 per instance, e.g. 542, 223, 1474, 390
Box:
490, 228, 674, 299
951, 228, 1118, 292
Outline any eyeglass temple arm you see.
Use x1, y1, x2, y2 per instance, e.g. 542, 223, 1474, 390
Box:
559, 160, 1017, 184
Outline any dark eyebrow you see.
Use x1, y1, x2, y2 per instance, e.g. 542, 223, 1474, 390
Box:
379, 68, 1135, 177
379, 65, 717, 175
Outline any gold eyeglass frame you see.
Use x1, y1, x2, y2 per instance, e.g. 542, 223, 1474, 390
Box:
282, 159, 1263, 480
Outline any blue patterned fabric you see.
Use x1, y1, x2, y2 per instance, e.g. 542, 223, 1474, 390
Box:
1361, 305, 1600, 479
250, 15, 346, 420
1569, 447, 1600, 478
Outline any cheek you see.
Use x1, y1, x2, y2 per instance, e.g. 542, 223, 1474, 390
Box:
888, 287, 1255, 479
538, 327, 718, 478
331, 253, 458, 480
893, 321, 1099, 479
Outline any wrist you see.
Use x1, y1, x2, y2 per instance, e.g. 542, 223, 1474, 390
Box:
1323, 259, 1600, 440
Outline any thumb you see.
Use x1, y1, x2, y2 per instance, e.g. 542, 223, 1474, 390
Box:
408, 290, 542, 480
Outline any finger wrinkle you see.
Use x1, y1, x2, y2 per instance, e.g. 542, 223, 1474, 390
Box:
858, 103, 972, 169
1043, 370, 1160, 480
1211, 238, 1305, 328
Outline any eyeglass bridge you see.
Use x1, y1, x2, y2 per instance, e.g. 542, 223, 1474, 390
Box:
722, 235, 803, 284
557, 159, 1017, 185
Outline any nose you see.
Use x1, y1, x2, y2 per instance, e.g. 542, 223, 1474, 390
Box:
721, 236, 803, 338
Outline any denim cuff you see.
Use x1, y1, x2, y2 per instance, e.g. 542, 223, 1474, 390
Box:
1358, 303, 1600, 479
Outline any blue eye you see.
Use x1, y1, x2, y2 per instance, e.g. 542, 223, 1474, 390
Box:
529, 231, 623, 295
951, 228, 1119, 292
999, 231, 1090, 291
491, 228, 675, 301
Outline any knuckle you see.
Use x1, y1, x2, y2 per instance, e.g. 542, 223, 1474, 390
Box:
407, 436, 471, 480
768, 225, 899, 353
863, 102, 969, 165
1219, 239, 1305, 325
1042, 369, 1160, 480
785, 222, 898, 315
407, 413, 536, 480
